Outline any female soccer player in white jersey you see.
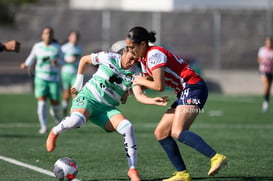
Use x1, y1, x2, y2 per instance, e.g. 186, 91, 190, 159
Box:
46, 48, 168, 181
257, 36, 273, 112
21, 27, 64, 134
125, 26, 227, 181
61, 31, 83, 116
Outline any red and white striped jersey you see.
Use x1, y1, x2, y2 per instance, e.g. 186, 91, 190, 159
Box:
140, 46, 202, 93
258, 46, 273, 74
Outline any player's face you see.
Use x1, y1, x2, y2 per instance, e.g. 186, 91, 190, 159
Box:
125, 38, 146, 59
121, 47, 138, 69
265, 37, 272, 48
41, 28, 53, 45
68, 32, 78, 44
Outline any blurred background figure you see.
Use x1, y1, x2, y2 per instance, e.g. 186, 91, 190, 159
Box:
257, 36, 273, 112
0, 40, 20, 53
20, 26, 64, 134
61, 31, 83, 116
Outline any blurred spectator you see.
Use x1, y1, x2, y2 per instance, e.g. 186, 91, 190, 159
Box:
257, 36, 273, 112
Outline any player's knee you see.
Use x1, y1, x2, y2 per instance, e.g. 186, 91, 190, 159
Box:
154, 127, 168, 140
171, 131, 180, 139
69, 112, 86, 128
117, 119, 133, 134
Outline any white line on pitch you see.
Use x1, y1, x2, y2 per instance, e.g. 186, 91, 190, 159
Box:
0, 155, 80, 181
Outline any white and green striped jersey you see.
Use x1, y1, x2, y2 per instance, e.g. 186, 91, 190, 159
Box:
61, 42, 83, 74
85, 51, 141, 107
25, 41, 64, 82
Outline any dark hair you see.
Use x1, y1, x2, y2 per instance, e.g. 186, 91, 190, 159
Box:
41, 26, 59, 43
127, 26, 156, 44
63, 31, 80, 44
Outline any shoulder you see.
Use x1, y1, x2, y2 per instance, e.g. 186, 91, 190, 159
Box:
147, 47, 167, 64
91, 51, 119, 64
51, 42, 62, 49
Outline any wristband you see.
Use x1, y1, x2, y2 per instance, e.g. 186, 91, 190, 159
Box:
72, 74, 84, 91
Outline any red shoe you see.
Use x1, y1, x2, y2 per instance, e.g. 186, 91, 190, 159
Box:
128, 168, 141, 181
46, 129, 58, 152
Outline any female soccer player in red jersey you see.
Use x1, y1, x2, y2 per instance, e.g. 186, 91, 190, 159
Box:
125, 26, 227, 181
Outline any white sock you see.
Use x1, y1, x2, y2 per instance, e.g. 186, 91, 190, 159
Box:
116, 119, 137, 169
53, 112, 86, 134
62, 100, 68, 109
50, 105, 61, 122
37, 100, 47, 130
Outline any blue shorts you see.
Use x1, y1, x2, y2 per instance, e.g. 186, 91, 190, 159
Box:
171, 80, 208, 109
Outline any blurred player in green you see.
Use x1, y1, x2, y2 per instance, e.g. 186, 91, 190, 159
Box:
61, 31, 83, 116
46, 48, 168, 181
21, 26, 64, 134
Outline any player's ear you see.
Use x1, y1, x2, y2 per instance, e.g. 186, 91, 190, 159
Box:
122, 48, 127, 54
140, 41, 146, 48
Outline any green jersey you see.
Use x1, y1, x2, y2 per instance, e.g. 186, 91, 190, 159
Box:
25, 41, 64, 82
85, 52, 141, 107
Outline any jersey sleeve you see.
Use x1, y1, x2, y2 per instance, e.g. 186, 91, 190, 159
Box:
57, 44, 65, 65
258, 47, 264, 58
147, 49, 167, 71
90, 51, 109, 66
25, 44, 37, 67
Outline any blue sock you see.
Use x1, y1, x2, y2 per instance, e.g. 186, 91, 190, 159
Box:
178, 130, 216, 158
159, 136, 186, 171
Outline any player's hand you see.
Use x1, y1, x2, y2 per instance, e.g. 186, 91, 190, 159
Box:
51, 60, 57, 67
4, 40, 20, 53
20, 63, 26, 70
153, 96, 169, 106
70, 87, 78, 98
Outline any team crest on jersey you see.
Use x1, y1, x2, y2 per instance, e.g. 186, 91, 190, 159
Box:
125, 73, 133, 81
76, 97, 85, 106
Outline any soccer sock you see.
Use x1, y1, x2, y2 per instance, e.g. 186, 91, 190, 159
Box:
264, 94, 270, 102
50, 105, 61, 123
178, 130, 216, 158
116, 119, 137, 169
159, 136, 186, 171
62, 100, 68, 115
37, 100, 48, 130
53, 112, 86, 134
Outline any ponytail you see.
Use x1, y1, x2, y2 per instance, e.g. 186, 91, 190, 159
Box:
127, 26, 156, 44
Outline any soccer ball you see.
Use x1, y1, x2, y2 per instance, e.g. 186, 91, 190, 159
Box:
53, 157, 78, 181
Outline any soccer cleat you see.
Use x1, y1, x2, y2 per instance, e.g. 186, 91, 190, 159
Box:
46, 129, 59, 152
208, 153, 227, 176
262, 101, 269, 112
128, 168, 141, 181
39, 127, 47, 134
162, 170, 191, 181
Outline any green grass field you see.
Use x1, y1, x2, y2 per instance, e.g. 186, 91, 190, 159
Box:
0, 93, 273, 181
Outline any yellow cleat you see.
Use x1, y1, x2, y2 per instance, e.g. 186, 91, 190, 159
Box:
208, 153, 227, 176
162, 170, 191, 181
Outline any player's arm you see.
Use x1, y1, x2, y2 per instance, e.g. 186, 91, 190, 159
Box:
20, 45, 36, 69
71, 55, 93, 97
132, 84, 168, 106
133, 67, 166, 91
0, 40, 20, 53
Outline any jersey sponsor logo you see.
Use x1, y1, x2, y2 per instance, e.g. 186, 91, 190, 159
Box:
148, 53, 163, 65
